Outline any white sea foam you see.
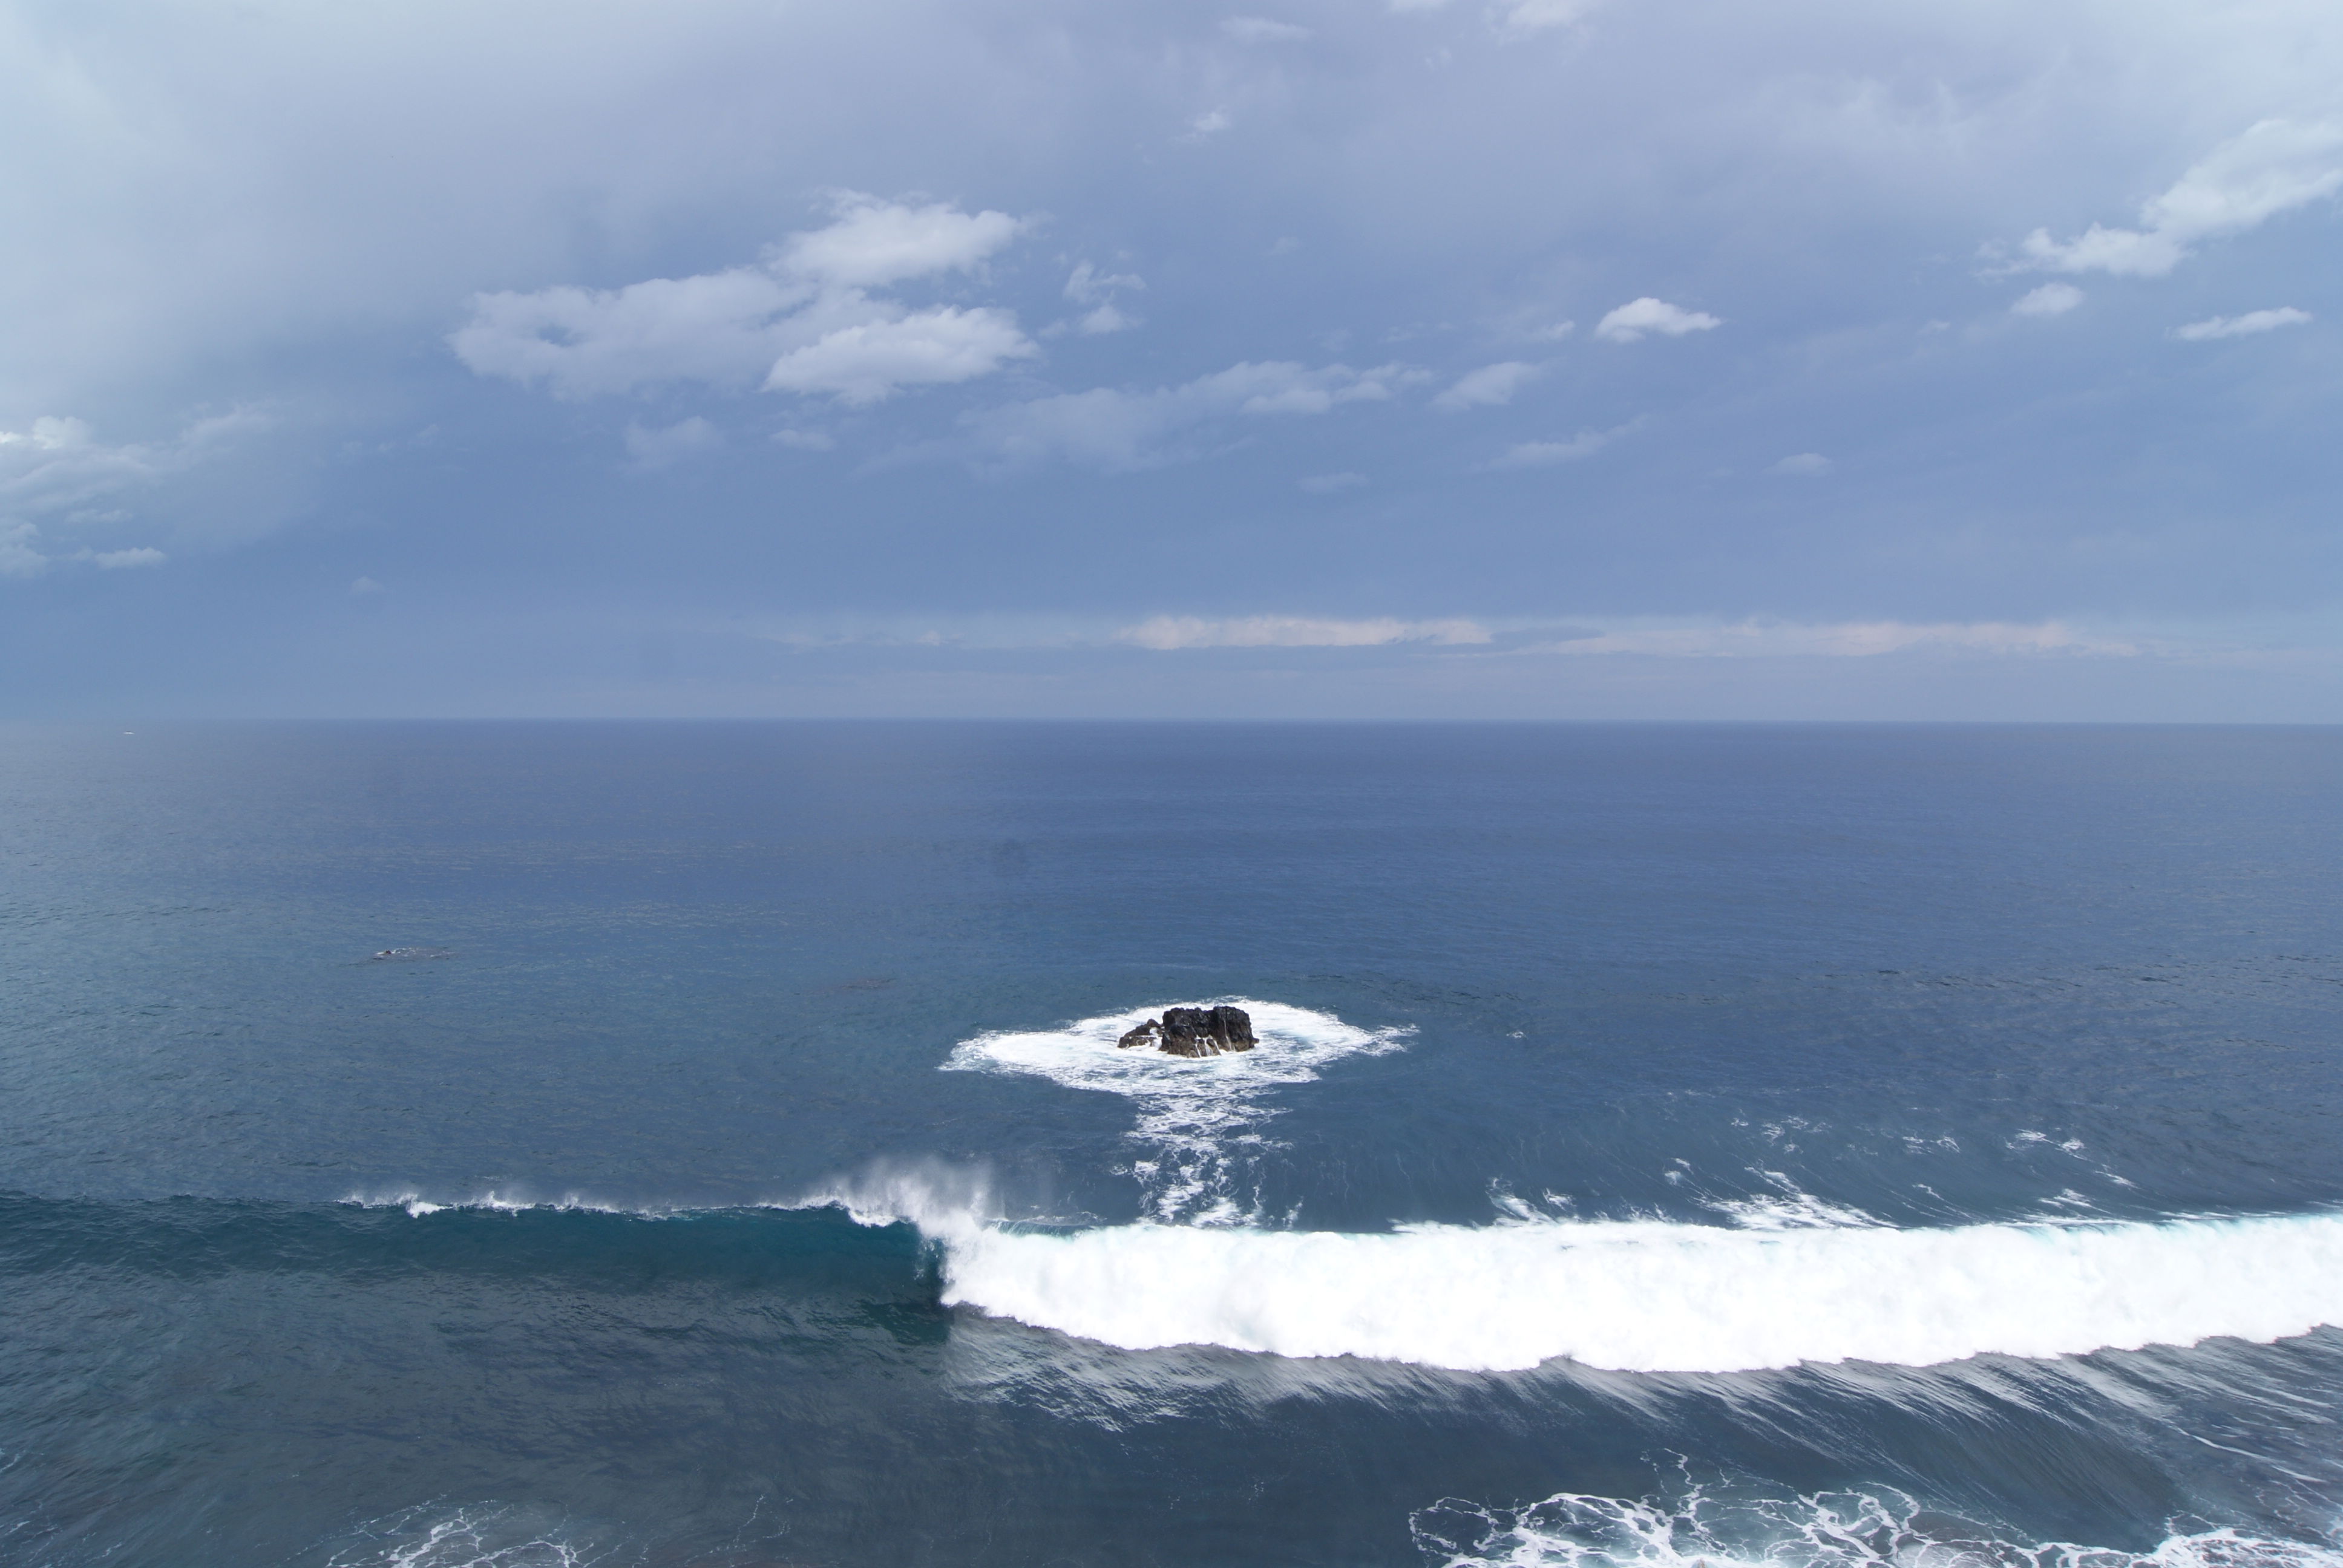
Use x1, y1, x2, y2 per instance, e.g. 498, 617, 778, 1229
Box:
341, 1189, 645, 1220
911, 998, 2343, 1372
321, 1503, 592, 1567
1413, 1485, 2343, 1568
942, 999, 1411, 1222
919, 1208, 2343, 1373
1700, 1171, 1879, 1231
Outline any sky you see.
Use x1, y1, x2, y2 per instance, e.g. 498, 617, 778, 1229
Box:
4, 0, 2342, 720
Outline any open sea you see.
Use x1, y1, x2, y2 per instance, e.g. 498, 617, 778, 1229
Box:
3, 720, 2342, 1568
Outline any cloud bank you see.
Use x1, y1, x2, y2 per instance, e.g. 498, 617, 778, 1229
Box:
5, 0, 2342, 719
0, 409, 268, 573
1119, 615, 1492, 649
1550, 621, 2140, 658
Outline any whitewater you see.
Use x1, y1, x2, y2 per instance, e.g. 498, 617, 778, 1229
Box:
779, 998, 2343, 1376
926, 1206, 2343, 1374
1411, 1486, 2343, 1568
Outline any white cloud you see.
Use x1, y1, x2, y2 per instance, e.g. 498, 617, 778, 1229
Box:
1217, 361, 1417, 413
774, 194, 1021, 290
451, 270, 805, 399
1496, 0, 1606, 36
1221, 17, 1312, 43
764, 307, 1034, 404
2011, 282, 2083, 317
0, 416, 94, 454
1064, 263, 1144, 304
1434, 360, 1541, 410
1119, 615, 1490, 649
1530, 321, 1576, 342
1299, 471, 1368, 493
1492, 422, 1633, 467
1547, 620, 2138, 658
1187, 109, 1234, 139
452, 195, 1034, 404
772, 428, 836, 451
5, 533, 174, 578
0, 408, 265, 572
1070, 304, 1130, 335
1594, 297, 1722, 342
968, 361, 1413, 470
2175, 307, 2313, 341
1768, 452, 1833, 477
1060, 263, 1145, 336
0, 522, 45, 578
2017, 119, 2343, 278
350, 575, 385, 595
624, 416, 723, 469
1388, 0, 1604, 30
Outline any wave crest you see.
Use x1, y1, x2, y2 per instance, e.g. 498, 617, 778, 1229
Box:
929, 1210, 2343, 1373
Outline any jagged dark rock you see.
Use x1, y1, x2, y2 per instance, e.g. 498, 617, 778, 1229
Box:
1116, 1005, 1256, 1056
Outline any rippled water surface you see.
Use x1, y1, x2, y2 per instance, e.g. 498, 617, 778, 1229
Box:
1, 721, 2339, 1567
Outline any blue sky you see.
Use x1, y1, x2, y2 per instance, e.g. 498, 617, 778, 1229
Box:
4, 0, 2341, 719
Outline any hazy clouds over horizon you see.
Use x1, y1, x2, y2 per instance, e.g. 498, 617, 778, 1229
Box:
5, 0, 2342, 719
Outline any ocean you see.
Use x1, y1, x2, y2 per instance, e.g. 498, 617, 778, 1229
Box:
2, 720, 2340, 1567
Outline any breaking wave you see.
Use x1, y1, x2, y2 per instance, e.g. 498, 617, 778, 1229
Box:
804, 1172, 2343, 1373
867, 998, 2343, 1373
362, 998, 2343, 1380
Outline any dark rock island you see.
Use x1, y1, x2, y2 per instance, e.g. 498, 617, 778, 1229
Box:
1117, 1005, 1256, 1057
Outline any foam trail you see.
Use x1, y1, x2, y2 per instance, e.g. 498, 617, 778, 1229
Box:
943, 998, 1410, 1222
320, 1503, 589, 1567
1413, 1486, 2343, 1568
929, 1211, 2343, 1373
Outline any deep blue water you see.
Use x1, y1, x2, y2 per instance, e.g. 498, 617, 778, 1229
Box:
2, 721, 2340, 1567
